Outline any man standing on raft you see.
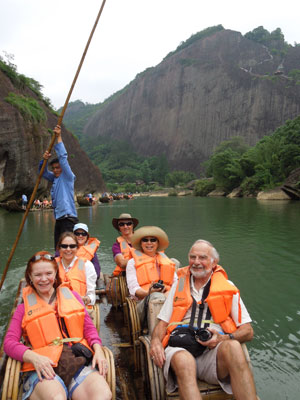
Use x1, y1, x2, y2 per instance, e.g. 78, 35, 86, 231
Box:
39, 125, 78, 249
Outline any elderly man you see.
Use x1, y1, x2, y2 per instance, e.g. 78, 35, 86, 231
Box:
150, 239, 257, 400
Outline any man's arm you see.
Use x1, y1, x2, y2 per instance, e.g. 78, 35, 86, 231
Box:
54, 126, 75, 180
38, 157, 54, 182
150, 319, 168, 368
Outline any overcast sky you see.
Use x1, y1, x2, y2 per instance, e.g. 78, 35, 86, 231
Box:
1, 0, 300, 109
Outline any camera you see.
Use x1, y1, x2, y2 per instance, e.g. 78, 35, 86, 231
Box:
153, 280, 164, 290
195, 328, 212, 342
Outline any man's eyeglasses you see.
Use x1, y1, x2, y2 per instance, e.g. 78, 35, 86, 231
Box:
59, 244, 78, 249
30, 254, 55, 262
141, 238, 158, 243
118, 221, 133, 227
74, 231, 88, 237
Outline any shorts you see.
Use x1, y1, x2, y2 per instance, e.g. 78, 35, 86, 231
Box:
22, 365, 96, 400
163, 343, 232, 394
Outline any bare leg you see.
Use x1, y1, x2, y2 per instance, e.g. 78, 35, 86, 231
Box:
217, 340, 257, 400
30, 379, 66, 400
170, 350, 202, 400
71, 371, 112, 400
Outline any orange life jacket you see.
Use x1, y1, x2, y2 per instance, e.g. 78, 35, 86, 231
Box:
21, 285, 92, 372
112, 236, 132, 276
162, 265, 241, 348
56, 257, 87, 297
77, 237, 100, 261
131, 249, 175, 292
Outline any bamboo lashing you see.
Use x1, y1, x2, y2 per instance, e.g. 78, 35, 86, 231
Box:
0, 0, 107, 291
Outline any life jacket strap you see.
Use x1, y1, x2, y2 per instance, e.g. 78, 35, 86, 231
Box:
50, 337, 83, 346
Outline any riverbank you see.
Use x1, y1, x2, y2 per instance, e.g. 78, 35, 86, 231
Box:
133, 186, 295, 200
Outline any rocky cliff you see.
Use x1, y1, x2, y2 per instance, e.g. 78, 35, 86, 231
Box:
84, 29, 300, 174
0, 69, 106, 202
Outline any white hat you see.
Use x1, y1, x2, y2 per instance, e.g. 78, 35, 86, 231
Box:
73, 223, 89, 233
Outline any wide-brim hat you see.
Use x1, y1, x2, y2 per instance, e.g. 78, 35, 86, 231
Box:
112, 213, 139, 231
131, 226, 169, 252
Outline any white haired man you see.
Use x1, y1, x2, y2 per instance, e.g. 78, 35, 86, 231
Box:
150, 239, 257, 400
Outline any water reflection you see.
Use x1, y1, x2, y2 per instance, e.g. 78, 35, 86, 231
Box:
1, 197, 300, 399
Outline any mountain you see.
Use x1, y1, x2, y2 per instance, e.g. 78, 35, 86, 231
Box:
0, 66, 106, 202
79, 27, 300, 175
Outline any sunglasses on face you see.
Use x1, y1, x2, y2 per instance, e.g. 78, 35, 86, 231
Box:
141, 238, 158, 243
59, 244, 78, 249
30, 254, 55, 262
118, 221, 133, 227
74, 231, 88, 237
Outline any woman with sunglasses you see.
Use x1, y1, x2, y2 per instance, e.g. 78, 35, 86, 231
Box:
56, 232, 97, 306
73, 223, 101, 279
111, 213, 139, 276
126, 226, 178, 324
3, 251, 112, 400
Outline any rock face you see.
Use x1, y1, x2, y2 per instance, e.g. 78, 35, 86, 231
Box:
227, 187, 243, 198
0, 70, 106, 202
84, 29, 300, 174
281, 168, 300, 199
257, 188, 291, 200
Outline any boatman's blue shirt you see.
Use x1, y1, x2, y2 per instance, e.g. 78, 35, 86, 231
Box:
39, 142, 77, 220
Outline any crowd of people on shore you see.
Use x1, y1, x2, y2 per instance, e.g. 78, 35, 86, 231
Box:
4, 125, 258, 400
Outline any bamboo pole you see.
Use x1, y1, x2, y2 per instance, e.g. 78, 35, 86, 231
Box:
0, 0, 107, 291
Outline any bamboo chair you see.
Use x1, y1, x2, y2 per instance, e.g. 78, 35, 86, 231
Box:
125, 297, 141, 370
139, 335, 256, 400
1, 346, 115, 400
87, 303, 101, 332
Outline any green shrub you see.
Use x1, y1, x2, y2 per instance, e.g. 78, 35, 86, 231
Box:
168, 190, 178, 196
194, 179, 216, 196
5, 93, 46, 124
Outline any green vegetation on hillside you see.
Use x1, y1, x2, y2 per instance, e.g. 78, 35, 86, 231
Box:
79, 136, 170, 185
62, 100, 103, 138
5, 92, 46, 124
244, 26, 289, 56
164, 25, 224, 59
0, 52, 53, 109
201, 117, 300, 195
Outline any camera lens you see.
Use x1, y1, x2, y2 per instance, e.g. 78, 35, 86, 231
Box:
196, 328, 212, 342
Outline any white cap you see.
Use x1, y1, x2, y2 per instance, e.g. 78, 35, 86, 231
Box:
73, 223, 89, 233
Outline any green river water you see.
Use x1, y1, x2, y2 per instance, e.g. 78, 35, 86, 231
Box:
0, 196, 299, 399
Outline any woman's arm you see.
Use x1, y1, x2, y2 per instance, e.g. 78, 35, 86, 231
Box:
92, 343, 108, 376
84, 260, 97, 305
3, 304, 30, 361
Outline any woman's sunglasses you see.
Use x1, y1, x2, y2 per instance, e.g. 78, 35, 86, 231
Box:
74, 231, 88, 237
141, 238, 158, 243
30, 254, 55, 262
118, 221, 133, 227
59, 244, 78, 249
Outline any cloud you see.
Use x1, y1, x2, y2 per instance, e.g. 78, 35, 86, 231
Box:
1, 0, 300, 108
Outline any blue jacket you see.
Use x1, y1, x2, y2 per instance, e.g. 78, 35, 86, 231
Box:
39, 142, 77, 220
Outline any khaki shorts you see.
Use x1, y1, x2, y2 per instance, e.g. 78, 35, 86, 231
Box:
163, 343, 232, 394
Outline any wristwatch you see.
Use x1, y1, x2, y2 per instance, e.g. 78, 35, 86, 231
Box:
228, 333, 235, 340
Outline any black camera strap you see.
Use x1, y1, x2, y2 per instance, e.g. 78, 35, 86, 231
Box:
189, 279, 211, 330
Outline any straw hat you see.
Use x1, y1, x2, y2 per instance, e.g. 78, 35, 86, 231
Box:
112, 213, 139, 231
131, 226, 169, 252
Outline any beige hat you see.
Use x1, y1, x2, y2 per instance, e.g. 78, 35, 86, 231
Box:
112, 213, 139, 231
131, 226, 169, 252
